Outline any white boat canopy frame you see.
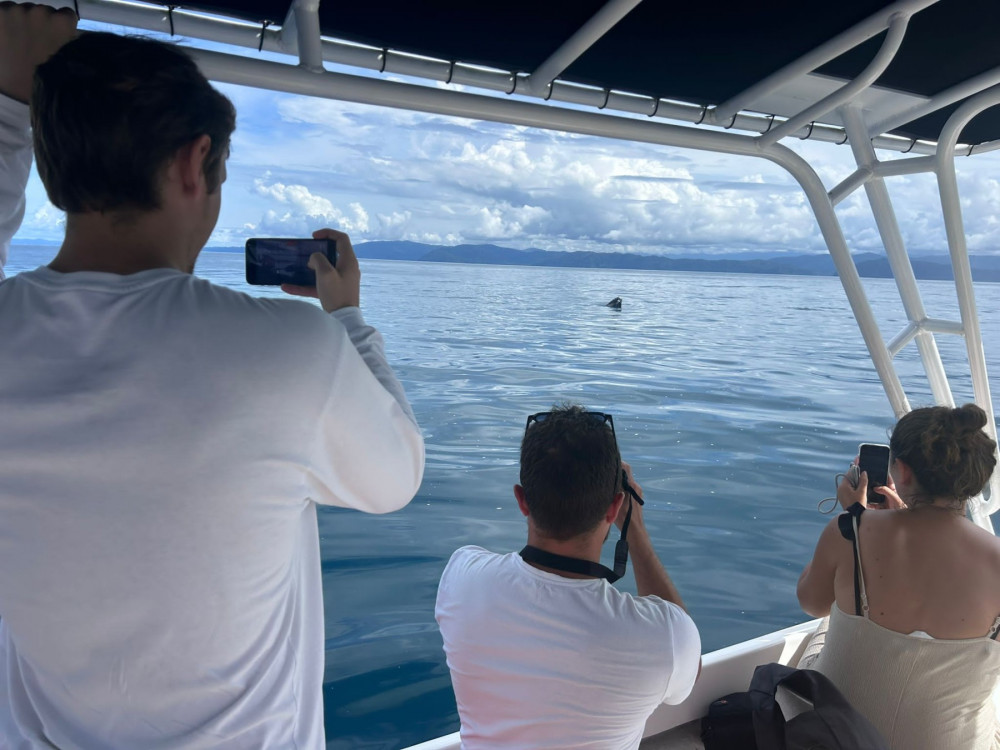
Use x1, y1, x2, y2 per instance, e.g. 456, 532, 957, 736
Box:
76, 0, 1000, 528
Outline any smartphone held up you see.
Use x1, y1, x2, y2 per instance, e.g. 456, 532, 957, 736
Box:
245, 238, 338, 286
858, 443, 891, 505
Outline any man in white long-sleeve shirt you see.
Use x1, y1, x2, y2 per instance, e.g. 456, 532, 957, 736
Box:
0, 7, 424, 749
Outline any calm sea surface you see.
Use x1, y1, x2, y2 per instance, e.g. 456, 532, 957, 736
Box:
7, 246, 1000, 748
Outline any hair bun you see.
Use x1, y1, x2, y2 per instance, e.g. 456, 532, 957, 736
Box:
951, 403, 988, 435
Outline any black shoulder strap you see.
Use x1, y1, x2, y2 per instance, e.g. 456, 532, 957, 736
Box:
519, 545, 622, 583
518, 488, 637, 584
749, 663, 890, 750
837, 502, 866, 617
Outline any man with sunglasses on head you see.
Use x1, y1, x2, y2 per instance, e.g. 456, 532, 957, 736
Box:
435, 404, 701, 749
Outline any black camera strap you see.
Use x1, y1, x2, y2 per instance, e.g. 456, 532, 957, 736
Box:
519, 493, 635, 584
837, 502, 866, 616
519, 544, 626, 583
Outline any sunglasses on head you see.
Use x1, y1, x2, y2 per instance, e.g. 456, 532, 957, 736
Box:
524, 411, 643, 506
525, 410, 614, 432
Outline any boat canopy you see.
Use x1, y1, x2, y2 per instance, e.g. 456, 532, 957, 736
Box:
74, 0, 1000, 529
79, 0, 1000, 153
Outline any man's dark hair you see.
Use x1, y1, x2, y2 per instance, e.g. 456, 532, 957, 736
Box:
519, 405, 622, 540
31, 33, 236, 213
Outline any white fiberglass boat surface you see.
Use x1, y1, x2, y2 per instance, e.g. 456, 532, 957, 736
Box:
36, 0, 1000, 745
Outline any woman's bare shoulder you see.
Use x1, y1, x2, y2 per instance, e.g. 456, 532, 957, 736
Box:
970, 522, 1000, 562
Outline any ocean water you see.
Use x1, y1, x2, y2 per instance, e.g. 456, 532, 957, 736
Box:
6, 246, 1000, 748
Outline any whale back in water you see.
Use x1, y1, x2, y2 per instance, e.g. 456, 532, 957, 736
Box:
605, 296, 622, 310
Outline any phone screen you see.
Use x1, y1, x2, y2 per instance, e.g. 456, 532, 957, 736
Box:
858, 443, 891, 504
245, 238, 338, 286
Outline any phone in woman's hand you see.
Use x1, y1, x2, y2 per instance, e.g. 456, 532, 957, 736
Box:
858, 443, 890, 505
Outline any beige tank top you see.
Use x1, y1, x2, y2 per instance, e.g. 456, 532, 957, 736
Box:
813, 514, 1000, 750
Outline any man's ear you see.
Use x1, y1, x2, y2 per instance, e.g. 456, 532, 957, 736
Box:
514, 484, 530, 518
172, 134, 213, 196
604, 491, 625, 524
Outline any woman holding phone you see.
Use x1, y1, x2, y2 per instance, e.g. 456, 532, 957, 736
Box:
796, 403, 1000, 750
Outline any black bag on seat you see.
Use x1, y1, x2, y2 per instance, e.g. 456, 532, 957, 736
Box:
701, 690, 757, 749
702, 662, 889, 750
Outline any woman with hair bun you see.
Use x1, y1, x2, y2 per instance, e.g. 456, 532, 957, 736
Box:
797, 403, 1000, 750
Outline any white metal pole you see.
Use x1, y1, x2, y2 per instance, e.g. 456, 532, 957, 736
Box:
840, 105, 955, 410
78, 0, 283, 50
827, 156, 935, 206
764, 149, 912, 420
887, 319, 967, 356
873, 155, 936, 177
886, 322, 920, 356
523, 0, 644, 96
922, 319, 968, 335
759, 13, 910, 148
828, 167, 872, 206
290, 0, 324, 73
711, 0, 937, 123
187, 46, 766, 155
936, 84, 1000, 521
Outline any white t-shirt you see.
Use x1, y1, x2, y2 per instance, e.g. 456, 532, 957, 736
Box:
435, 546, 701, 750
0, 96, 424, 749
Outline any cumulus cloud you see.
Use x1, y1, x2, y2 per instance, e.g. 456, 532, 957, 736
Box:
213, 86, 1000, 256
376, 210, 413, 231
472, 203, 551, 239
32, 202, 65, 231
245, 174, 434, 241
380, 136, 827, 253
248, 175, 370, 235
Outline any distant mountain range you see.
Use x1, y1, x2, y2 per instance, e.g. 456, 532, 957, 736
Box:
204, 240, 1000, 282
15, 241, 1000, 281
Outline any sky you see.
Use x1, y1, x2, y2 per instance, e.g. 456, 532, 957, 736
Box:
12, 22, 1000, 258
